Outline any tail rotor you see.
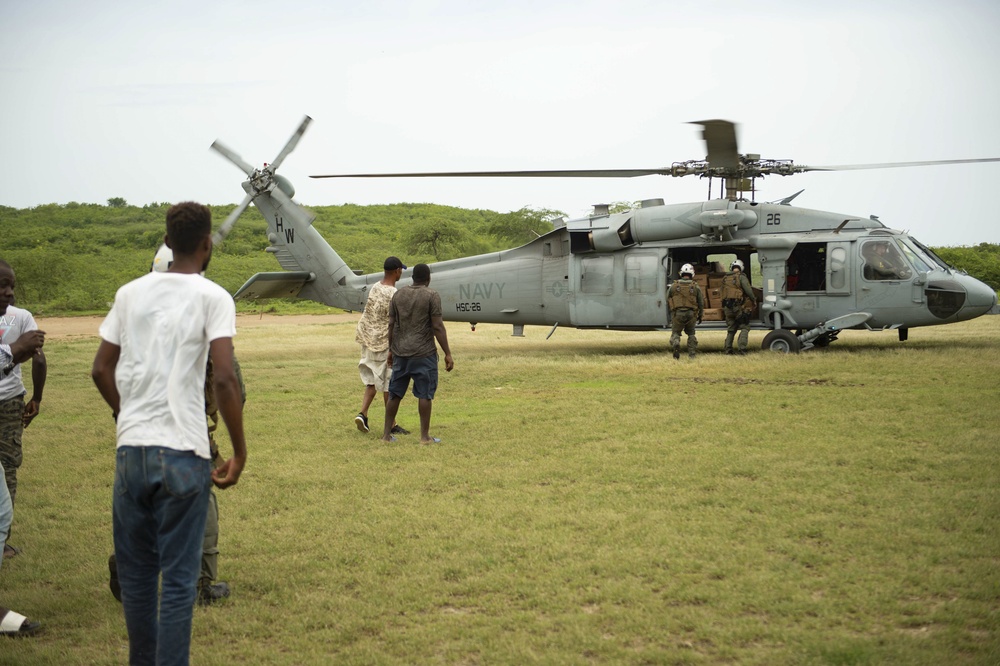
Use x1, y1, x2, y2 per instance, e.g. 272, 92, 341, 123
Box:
210, 115, 315, 243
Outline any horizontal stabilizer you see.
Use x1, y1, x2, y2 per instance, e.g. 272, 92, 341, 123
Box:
234, 271, 314, 300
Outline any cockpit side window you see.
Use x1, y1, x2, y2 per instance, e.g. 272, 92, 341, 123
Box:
861, 240, 912, 281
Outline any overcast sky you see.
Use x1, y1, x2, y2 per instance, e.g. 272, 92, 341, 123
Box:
3, 0, 999, 246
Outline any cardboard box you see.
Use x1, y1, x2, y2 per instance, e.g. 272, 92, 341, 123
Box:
694, 274, 709, 290
708, 273, 726, 289
702, 308, 724, 321
708, 288, 722, 307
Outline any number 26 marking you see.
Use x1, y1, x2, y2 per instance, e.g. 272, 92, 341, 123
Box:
766, 213, 781, 226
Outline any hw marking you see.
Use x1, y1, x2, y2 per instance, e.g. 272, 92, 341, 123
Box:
275, 216, 295, 243
459, 282, 505, 300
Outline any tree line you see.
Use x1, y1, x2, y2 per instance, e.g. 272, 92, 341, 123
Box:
1, 201, 997, 316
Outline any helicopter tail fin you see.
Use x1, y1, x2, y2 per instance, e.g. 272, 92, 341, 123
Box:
238, 190, 363, 309
212, 117, 365, 311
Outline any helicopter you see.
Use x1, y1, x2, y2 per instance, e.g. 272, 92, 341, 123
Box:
212, 116, 998, 352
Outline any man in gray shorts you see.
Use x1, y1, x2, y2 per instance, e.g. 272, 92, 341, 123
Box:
355, 257, 408, 435
381, 264, 454, 444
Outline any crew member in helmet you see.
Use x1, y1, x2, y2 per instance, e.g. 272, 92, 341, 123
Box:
666, 264, 704, 360
720, 259, 757, 355
108, 243, 246, 606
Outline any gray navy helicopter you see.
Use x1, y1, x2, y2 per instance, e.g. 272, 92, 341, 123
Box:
212, 116, 998, 352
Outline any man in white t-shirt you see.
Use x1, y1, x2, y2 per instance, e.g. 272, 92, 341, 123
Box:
92, 202, 247, 665
0, 260, 47, 559
0, 316, 44, 637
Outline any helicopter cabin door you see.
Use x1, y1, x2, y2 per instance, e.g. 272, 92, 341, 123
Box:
569, 251, 667, 327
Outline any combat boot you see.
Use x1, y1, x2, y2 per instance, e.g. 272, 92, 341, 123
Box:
197, 580, 231, 606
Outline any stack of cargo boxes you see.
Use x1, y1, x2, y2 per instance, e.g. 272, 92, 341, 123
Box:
693, 263, 764, 322
696, 264, 725, 321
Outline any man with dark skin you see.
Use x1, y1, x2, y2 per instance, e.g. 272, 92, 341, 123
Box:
0, 259, 47, 559
92, 202, 247, 665
381, 264, 454, 444
0, 317, 44, 636
355, 257, 407, 435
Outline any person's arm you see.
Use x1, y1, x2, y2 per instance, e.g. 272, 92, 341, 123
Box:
91, 340, 122, 420
386, 303, 396, 367
208, 337, 247, 489
741, 275, 756, 305
696, 288, 704, 323
431, 316, 454, 372
8, 330, 44, 365
22, 350, 46, 428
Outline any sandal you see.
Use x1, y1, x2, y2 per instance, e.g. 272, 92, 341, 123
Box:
0, 607, 41, 637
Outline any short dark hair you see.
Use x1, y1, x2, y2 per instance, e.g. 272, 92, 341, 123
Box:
166, 202, 212, 255
412, 263, 431, 284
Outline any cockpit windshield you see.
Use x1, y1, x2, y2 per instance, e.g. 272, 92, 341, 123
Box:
908, 238, 953, 271
896, 240, 932, 274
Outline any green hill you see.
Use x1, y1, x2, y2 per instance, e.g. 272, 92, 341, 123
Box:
0, 202, 557, 315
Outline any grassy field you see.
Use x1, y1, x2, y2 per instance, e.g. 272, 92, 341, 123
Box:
4, 315, 999, 665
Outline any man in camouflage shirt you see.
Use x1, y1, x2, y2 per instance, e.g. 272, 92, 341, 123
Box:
354, 257, 407, 435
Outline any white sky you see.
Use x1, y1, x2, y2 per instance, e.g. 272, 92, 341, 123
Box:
3, 0, 999, 247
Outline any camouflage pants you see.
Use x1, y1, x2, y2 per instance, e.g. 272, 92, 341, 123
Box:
0, 396, 24, 507
200, 489, 219, 585
670, 309, 698, 356
724, 306, 751, 352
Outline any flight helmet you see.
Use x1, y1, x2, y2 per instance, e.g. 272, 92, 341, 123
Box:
152, 244, 173, 272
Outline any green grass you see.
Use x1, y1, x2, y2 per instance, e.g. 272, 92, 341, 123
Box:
4, 317, 999, 664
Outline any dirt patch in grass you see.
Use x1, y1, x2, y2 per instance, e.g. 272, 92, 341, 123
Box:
37, 313, 359, 340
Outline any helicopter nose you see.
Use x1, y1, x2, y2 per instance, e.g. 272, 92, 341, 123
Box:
960, 275, 998, 318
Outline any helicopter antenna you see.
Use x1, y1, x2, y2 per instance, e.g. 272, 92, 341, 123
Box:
770, 189, 805, 206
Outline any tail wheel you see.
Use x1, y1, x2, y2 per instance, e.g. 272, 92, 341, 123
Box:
762, 329, 801, 353
812, 334, 833, 348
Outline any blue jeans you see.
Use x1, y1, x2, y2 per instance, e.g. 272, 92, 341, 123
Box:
113, 446, 212, 666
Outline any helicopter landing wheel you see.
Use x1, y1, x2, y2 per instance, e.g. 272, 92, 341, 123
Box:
762, 329, 801, 354
812, 334, 833, 348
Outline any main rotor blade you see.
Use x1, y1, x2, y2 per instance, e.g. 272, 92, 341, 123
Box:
798, 157, 1000, 172
211, 140, 257, 177
311, 168, 671, 179
269, 115, 312, 171
690, 119, 740, 170
212, 193, 253, 246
